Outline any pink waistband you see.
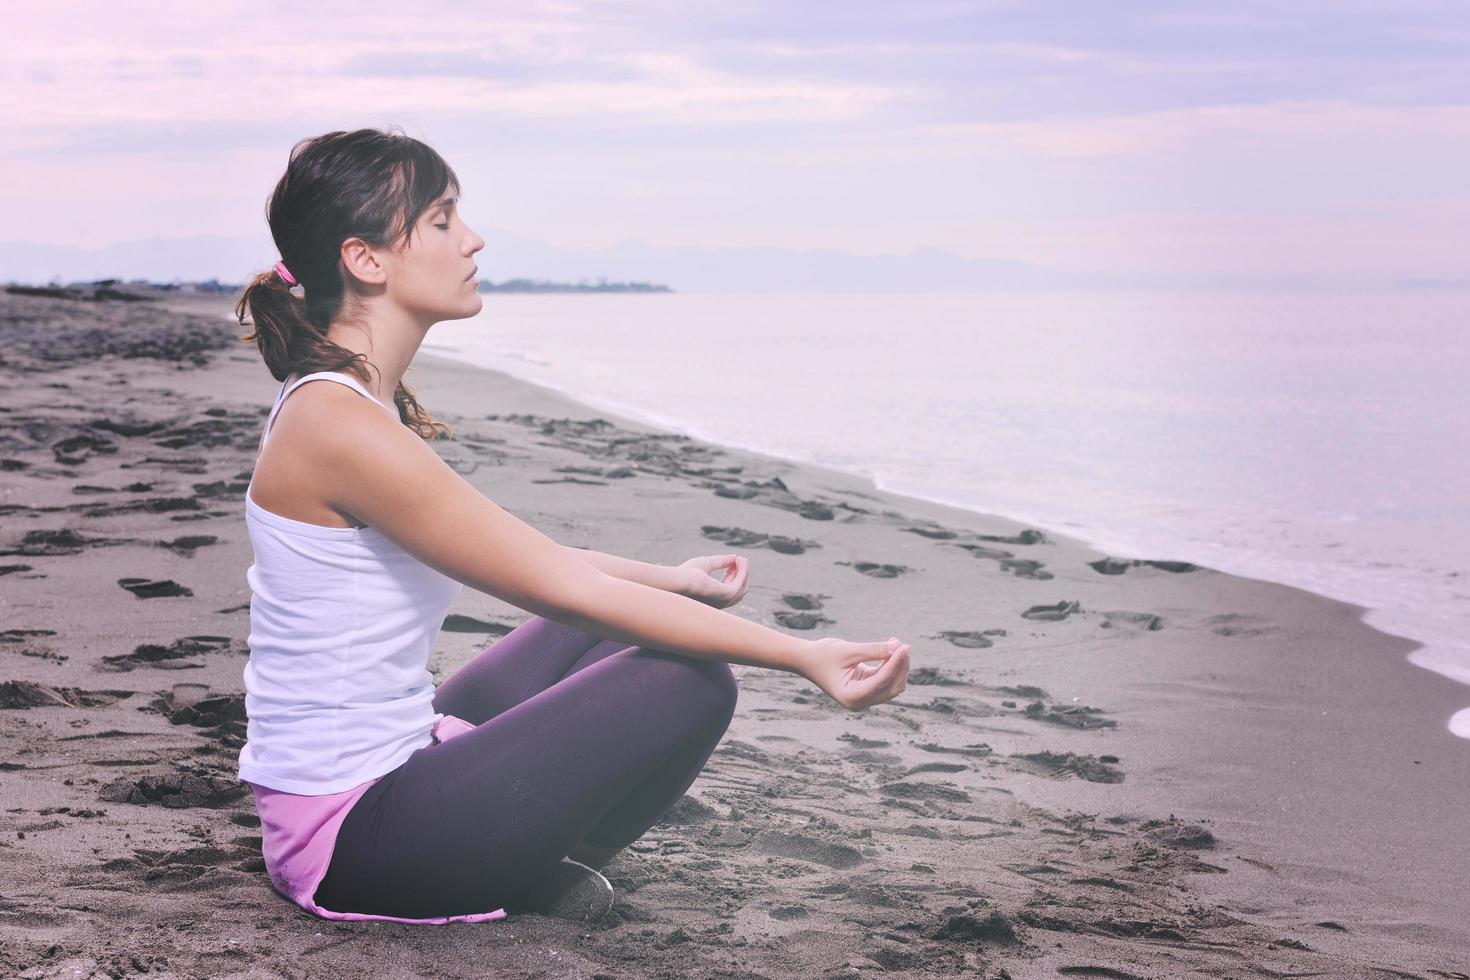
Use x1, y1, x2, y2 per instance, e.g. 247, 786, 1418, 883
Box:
249, 713, 506, 924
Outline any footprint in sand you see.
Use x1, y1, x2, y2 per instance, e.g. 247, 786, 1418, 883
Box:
90, 418, 169, 438
838, 560, 911, 578
774, 610, 835, 630
904, 761, 970, 776
118, 577, 193, 599
702, 524, 819, 555
651, 794, 719, 827
0, 680, 134, 709
98, 770, 247, 809
1140, 817, 1216, 850
531, 474, 607, 485
907, 667, 966, 686
1099, 610, 1165, 631
100, 635, 235, 672
1009, 750, 1123, 783
1205, 612, 1280, 638
989, 684, 1049, 701
135, 687, 249, 750
878, 780, 972, 804
123, 841, 264, 883
2, 628, 58, 645
901, 524, 958, 540
120, 455, 209, 475
955, 542, 1054, 580
750, 829, 865, 869
1088, 557, 1201, 575
440, 613, 515, 636
0, 528, 102, 556
1054, 966, 1148, 979
191, 478, 250, 500
150, 683, 246, 738
932, 628, 1007, 648
711, 476, 845, 522
157, 534, 218, 556
1021, 600, 1082, 621
1020, 699, 1118, 730
974, 528, 1051, 545
915, 741, 993, 758
837, 733, 890, 749
82, 496, 203, 518
51, 432, 119, 465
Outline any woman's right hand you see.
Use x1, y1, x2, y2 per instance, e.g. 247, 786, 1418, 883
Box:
797, 637, 911, 711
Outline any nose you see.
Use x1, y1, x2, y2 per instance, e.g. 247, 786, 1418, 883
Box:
463, 226, 485, 256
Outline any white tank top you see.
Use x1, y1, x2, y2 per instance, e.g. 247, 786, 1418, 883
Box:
237, 371, 464, 795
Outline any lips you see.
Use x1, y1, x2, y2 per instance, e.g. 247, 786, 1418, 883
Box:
465, 266, 478, 281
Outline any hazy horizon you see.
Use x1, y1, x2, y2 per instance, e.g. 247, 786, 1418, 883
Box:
6, 230, 1470, 294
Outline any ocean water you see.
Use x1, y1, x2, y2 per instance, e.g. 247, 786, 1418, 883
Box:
422, 289, 1470, 739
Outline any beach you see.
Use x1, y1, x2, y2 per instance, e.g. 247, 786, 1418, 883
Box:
1, 288, 1466, 977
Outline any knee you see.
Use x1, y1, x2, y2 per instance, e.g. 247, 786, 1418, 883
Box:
663, 655, 738, 723
703, 660, 739, 721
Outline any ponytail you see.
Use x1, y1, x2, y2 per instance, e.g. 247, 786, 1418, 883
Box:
235, 268, 451, 441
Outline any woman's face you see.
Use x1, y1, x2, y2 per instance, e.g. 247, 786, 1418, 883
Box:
384, 193, 486, 324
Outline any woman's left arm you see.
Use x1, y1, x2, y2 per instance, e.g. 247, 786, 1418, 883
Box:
560, 545, 691, 594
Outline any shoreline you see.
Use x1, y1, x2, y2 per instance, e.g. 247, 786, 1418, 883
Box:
0, 290, 1464, 976
430, 331, 1464, 744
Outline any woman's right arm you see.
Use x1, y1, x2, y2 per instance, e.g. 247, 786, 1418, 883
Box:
315, 390, 909, 709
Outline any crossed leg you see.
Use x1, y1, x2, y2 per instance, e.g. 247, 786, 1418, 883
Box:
313, 615, 738, 918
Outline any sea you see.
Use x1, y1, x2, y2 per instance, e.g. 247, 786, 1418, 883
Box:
421, 288, 1470, 739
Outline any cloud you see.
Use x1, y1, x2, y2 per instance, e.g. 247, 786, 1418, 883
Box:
1, 5, 903, 149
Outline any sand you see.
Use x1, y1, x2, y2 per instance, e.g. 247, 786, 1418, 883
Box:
1, 287, 1466, 978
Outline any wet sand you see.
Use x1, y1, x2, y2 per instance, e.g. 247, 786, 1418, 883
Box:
1, 288, 1467, 978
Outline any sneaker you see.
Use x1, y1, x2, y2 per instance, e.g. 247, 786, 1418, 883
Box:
511, 857, 615, 923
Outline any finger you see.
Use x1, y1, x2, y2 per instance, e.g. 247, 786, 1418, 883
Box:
876, 644, 908, 682
870, 645, 909, 697
846, 638, 901, 669
845, 646, 905, 709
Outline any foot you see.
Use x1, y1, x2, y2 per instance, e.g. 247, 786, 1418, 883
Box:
568, 840, 623, 871
510, 858, 615, 923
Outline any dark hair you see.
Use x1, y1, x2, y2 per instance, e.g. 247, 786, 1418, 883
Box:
235, 126, 458, 440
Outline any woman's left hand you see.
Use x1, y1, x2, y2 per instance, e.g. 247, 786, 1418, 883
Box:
677, 554, 749, 609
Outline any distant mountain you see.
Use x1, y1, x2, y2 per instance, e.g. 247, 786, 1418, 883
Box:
0, 230, 1103, 292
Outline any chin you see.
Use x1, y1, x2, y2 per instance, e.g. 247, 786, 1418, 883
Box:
438, 296, 483, 322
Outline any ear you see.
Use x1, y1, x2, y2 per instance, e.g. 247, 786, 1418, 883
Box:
340, 236, 388, 288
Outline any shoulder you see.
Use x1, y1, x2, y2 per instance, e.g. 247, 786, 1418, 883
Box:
275, 377, 398, 436
270, 379, 415, 466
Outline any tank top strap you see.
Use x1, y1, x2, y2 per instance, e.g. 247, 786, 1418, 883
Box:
261, 371, 398, 446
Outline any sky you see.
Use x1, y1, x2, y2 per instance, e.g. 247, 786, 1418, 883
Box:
4, 0, 1470, 283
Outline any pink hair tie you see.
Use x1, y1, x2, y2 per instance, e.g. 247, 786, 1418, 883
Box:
274, 260, 298, 287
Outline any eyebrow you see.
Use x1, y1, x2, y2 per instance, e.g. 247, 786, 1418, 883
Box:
432, 196, 457, 212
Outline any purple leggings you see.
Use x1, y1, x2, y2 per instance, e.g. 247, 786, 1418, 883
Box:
312, 615, 738, 919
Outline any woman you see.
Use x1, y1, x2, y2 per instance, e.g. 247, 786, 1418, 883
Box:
233, 127, 912, 926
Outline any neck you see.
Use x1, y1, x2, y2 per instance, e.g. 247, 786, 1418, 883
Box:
324, 306, 429, 403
